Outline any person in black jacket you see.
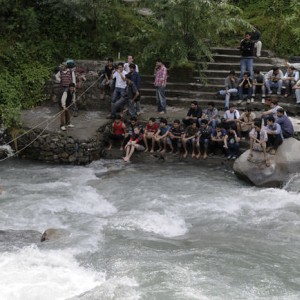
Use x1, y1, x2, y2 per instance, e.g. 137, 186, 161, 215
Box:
239, 32, 255, 79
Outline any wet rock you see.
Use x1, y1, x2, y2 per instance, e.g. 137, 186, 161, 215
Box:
234, 138, 300, 187
40, 228, 70, 242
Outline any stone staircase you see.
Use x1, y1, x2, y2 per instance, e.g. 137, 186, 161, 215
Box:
45, 48, 299, 115
140, 47, 299, 115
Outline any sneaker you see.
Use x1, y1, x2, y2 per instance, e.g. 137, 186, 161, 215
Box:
227, 155, 232, 160
246, 99, 250, 104
231, 156, 237, 160
237, 100, 243, 105
60, 126, 66, 131
67, 124, 75, 128
261, 98, 265, 104
250, 97, 255, 103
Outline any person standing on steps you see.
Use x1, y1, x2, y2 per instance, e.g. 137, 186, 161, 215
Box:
239, 32, 255, 79
154, 58, 167, 114
60, 83, 76, 131
251, 27, 262, 58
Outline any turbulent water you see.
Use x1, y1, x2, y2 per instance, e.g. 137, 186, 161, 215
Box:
0, 159, 300, 300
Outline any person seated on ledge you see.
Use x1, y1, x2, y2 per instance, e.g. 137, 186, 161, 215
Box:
261, 99, 284, 125
143, 117, 159, 152
252, 69, 266, 103
283, 66, 299, 98
108, 115, 127, 150
203, 101, 220, 129
237, 71, 253, 104
182, 101, 203, 127
276, 108, 294, 139
123, 127, 145, 162
265, 116, 283, 155
223, 124, 240, 160
247, 120, 270, 167
196, 119, 213, 160
264, 66, 283, 96
152, 118, 170, 153
223, 104, 240, 130
167, 119, 183, 154
239, 107, 256, 139
211, 124, 227, 156
217, 70, 239, 110
182, 120, 199, 158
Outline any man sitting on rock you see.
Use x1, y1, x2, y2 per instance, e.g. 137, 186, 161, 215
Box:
222, 104, 240, 130
265, 116, 283, 155
211, 124, 227, 156
223, 124, 240, 160
167, 119, 183, 154
265, 66, 283, 95
247, 120, 270, 167
276, 108, 294, 139
239, 107, 256, 139
203, 101, 220, 129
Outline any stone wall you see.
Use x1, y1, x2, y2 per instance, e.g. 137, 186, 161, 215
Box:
15, 127, 106, 165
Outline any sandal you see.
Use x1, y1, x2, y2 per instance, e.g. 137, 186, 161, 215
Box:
265, 159, 271, 167
247, 153, 253, 162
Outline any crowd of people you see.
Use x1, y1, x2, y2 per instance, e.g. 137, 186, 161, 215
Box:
53, 30, 297, 164
217, 30, 300, 110
106, 98, 294, 163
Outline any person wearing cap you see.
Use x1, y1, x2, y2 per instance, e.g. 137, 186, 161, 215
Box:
276, 108, 294, 138
55, 62, 76, 92
217, 70, 239, 109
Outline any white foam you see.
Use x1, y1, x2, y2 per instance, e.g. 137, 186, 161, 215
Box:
0, 245, 105, 300
109, 210, 188, 237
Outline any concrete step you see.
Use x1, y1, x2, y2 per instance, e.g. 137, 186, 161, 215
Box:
212, 54, 273, 64
211, 47, 271, 57
203, 62, 273, 72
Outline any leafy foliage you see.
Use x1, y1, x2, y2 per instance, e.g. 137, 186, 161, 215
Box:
1, 0, 299, 127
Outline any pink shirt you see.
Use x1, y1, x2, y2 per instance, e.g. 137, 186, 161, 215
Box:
154, 65, 167, 87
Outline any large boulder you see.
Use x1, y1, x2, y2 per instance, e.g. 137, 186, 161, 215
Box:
233, 138, 300, 187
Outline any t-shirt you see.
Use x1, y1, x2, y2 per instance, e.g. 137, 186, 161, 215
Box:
187, 107, 202, 118
158, 125, 170, 136
113, 70, 128, 88
185, 126, 199, 138
169, 126, 183, 138
199, 126, 212, 139
145, 123, 159, 134
212, 128, 227, 139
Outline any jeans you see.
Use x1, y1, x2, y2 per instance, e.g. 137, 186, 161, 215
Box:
112, 87, 126, 103
265, 80, 283, 94
227, 142, 239, 157
284, 80, 296, 95
111, 97, 136, 117
219, 89, 238, 108
156, 86, 166, 112
267, 134, 283, 150
252, 84, 266, 97
295, 89, 300, 104
238, 87, 253, 100
240, 57, 254, 79
255, 41, 262, 57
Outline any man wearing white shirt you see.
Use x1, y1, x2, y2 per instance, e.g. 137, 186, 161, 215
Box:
124, 55, 139, 73
112, 63, 127, 103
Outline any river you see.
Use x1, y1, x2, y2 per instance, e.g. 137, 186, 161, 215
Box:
0, 159, 300, 300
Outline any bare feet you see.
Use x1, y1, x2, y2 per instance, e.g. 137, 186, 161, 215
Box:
160, 149, 166, 154
150, 149, 154, 153
203, 154, 207, 160
123, 156, 130, 162
144, 148, 149, 152
183, 151, 188, 158
196, 153, 201, 159
191, 152, 195, 158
